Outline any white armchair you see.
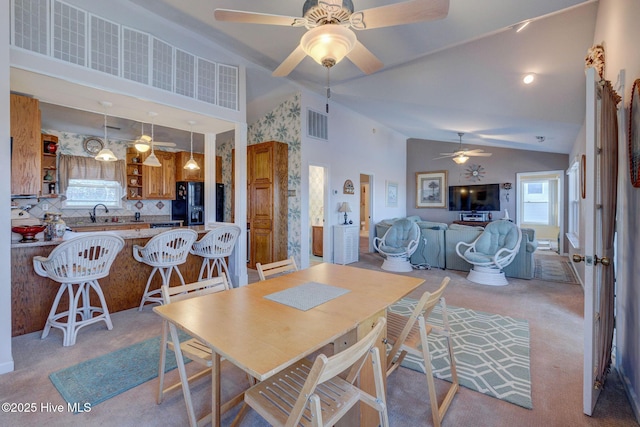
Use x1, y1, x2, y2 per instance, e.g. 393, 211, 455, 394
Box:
455, 220, 522, 286
373, 218, 420, 272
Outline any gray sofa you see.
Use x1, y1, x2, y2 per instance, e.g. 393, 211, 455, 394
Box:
375, 218, 537, 279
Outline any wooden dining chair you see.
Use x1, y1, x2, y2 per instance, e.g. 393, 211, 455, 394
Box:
157, 275, 245, 427
243, 317, 389, 427
255, 256, 298, 281
386, 277, 458, 427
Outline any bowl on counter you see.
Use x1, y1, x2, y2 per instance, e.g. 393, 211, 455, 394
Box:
12, 225, 47, 243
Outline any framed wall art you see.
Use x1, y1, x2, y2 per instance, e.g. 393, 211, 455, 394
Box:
385, 181, 398, 207
416, 170, 447, 208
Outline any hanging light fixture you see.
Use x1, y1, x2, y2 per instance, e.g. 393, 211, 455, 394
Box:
134, 123, 151, 153
452, 132, 469, 164
95, 101, 118, 162
142, 112, 161, 167
183, 120, 200, 171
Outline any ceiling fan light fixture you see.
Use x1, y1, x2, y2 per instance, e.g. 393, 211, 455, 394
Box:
134, 142, 151, 152
523, 73, 536, 84
453, 154, 469, 164
301, 24, 356, 67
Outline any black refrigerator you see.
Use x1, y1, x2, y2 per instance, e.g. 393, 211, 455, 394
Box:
171, 182, 205, 225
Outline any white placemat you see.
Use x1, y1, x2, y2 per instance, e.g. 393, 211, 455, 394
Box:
264, 282, 350, 311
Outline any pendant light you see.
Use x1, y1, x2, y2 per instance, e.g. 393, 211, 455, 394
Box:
142, 112, 161, 167
95, 101, 118, 162
183, 120, 200, 171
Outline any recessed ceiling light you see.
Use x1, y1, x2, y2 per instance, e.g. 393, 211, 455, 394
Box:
523, 73, 535, 84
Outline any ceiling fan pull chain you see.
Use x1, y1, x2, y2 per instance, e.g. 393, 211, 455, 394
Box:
326, 65, 331, 113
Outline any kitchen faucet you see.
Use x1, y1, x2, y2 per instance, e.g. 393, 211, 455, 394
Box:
89, 203, 109, 223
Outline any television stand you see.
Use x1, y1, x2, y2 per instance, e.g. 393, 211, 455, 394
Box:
452, 220, 491, 227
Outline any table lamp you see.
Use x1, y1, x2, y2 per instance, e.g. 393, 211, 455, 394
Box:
338, 202, 351, 225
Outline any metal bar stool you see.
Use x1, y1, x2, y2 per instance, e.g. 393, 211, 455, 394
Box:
190, 225, 241, 284
33, 233, 125, 346
134, 229, 198, 310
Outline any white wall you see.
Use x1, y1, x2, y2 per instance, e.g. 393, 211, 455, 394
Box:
571, 0, 640, 419
300, 91, 407, 267
0, 0, 14, 374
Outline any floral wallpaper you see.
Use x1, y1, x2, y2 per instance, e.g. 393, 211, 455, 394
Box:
248, 92, 302, 266
25, 129, 178, 222
216, 132, 235, 222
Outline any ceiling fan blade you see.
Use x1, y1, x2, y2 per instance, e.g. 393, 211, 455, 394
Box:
354, 0, 449, 30
468, 152, 492, 157
272, 45, 307, 77
438, 152, 457, 156
346, 41, 383, 74
433, 154, 455, 160
214, 9, 300, 26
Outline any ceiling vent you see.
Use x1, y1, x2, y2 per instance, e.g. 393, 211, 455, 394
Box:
307, 108, 328, 140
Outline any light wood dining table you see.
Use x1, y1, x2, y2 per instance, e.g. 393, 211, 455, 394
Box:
153, 263, 424, 426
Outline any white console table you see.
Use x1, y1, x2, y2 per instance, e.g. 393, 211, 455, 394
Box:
333, 224, 359, 265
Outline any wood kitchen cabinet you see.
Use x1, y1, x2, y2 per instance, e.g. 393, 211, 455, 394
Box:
141, 150, 176, 199
312, 226, 323, 256
11, 94, 42, 196
174, 151, 205, 182
247, 141, 288, 268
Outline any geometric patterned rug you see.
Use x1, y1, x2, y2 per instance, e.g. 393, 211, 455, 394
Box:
534, 255, 580, 284
388, 300, 532, 409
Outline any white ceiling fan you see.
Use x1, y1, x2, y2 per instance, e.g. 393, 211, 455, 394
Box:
214, 0, 450, 77
434, 132, 492, 164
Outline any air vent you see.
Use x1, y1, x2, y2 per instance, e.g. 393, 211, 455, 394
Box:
307, 108, 328, 140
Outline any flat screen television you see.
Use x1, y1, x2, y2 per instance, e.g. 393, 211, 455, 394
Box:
448, 183, 501, 211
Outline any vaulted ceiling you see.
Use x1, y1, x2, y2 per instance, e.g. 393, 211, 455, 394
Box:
125, 0, 598, 153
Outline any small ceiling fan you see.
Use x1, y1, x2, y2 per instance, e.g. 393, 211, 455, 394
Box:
125, 122, 176, 153
434, 132, 492, 164
214, 0, 449, 77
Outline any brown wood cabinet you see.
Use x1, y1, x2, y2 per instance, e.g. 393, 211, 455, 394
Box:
141, 150, 176, 199
41, 134, 58, 198
312, 226, 323, 256
247, 141, 288, 268
174, 151, 205, 182
126, 147, 144, 200
11, 94, 42, 196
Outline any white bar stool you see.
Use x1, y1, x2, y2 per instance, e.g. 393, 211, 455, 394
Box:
133, 229, 198, 310
190, 225, 241, 284
33, 233, 125, 346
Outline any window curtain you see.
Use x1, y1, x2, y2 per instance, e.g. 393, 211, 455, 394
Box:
58, 154, 126, 195
595, 80, 621, 388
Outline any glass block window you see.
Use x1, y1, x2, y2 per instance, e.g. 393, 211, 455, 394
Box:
197, 58, 216, 104
175, 49, 195, 97
218, 64, 238, 110
122, 27, 149, 84
152, 38, 173, 91
12, 0, 48, 54
90, 15, 119, 76
52, 1, 86, 65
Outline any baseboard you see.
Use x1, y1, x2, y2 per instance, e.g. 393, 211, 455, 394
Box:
0, 358, 15, 375
618, 365, 640, 424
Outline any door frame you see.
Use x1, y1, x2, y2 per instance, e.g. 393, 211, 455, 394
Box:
515, 170, 565, 254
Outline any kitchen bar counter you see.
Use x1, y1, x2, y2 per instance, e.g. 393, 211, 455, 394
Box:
11, 225, 209, 336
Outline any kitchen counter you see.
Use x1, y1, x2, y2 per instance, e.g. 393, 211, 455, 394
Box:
11, 224, 209, 336
11, 222, 194, 249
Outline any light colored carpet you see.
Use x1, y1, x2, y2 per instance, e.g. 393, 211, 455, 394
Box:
388, 300, 532, 408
